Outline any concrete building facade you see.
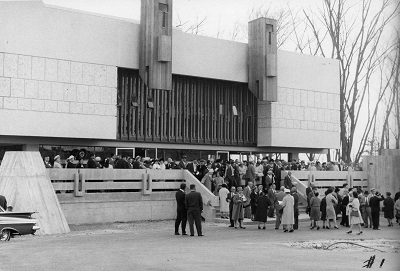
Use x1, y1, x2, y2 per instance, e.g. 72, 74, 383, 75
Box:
0, 0, 340, 162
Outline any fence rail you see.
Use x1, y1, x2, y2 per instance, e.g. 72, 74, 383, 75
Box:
47, 168, 219, 208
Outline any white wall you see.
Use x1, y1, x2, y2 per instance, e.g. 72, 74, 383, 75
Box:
257, 51, 340, 149
0, 0, 340, 149
0, 52, 117, 139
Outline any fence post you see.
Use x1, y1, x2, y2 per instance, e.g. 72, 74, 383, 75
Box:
74, 171, 84, 197
308, 173, 313, 186
142, 173, 150, 195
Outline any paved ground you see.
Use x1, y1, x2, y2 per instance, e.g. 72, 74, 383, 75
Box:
0, 218, 399, 271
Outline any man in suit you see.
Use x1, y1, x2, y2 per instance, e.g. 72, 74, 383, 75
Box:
0, 194, 7, 210
178, 156, 188, 169
284, 171, 294, 190
362, 191, 373, 228
187, 159, 199, 179
275, 187, 286, 229
175, 183, 187, 235
292, 187, 300, 230
340, 190, 350, 227
245, 160, 256, 186
185, 184, 203, 236
243, 181, 253, 219
86, 153, 98, 168
226, 186, 236, 227
224, 161, 236, 190
369, 191, 385, 230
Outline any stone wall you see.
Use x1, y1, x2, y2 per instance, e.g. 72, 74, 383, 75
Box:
0, 52, 117, 139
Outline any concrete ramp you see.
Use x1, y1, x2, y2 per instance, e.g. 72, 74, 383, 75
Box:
0, 151, 70, 234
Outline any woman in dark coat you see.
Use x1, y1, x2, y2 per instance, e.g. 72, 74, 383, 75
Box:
255, 192, 271, 229
310, 192, 321, 230
320, 190, 328, 228
383, 192, 395, 226
250, 186, 259, 221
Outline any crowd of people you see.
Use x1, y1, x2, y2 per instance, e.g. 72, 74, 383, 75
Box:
216, 180, 400, 234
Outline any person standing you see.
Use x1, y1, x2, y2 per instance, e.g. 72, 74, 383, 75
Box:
255, 191, 271, 229
224, 161, 236, 190
281, 188, 294, 232
86, 153, 98, 168
243, 181, 253, 219
341, 190, 350, 227
175, 183, 187, 235
347, 191, 364, 235
250, 186, 259, 221
292, 187, 300, 230
232, 186, 246, 229
185, 184, 203, 236
0, 194, 7, 210
201, 169, 214, 192
66, 155, 75, 168
53, 155, 63, 169
310, 192, 321, 230
326, 188, 339, 229
363, 191, 373, 228
244, 160, 256, 187
369, 191, 384, 230
275, 187, 286, 230
284, 171, 293, 190
383, 192, 395, 227
218, 184, 230, 219
44, 156, 52, 168
226, 186, 236, 227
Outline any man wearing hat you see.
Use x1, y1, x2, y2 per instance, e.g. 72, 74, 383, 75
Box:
281, 188, 295, 232
53, 155, 63, 169
185, 184, 204, 236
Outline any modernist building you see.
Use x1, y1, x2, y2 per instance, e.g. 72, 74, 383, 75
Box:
0, 0, 340, 163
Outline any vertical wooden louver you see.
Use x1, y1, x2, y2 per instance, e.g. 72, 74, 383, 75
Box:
117, 68, 257, 146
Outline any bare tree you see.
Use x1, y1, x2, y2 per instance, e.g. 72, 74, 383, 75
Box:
378, 31, 400, 153
298, 0, 400, 163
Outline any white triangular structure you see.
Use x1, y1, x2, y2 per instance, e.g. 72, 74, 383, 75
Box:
0, 151, 70, 234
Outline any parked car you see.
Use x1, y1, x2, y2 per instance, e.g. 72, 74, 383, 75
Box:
0, 206, 40, 241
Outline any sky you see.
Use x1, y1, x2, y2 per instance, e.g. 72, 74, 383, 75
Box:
42, 0, 310, 42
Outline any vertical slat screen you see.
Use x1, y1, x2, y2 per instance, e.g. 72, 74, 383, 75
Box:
117, 68, 257, 146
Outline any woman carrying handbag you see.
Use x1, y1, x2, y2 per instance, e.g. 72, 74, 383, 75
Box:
346, 190, 364, 235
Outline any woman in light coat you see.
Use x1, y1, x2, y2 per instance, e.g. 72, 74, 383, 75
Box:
218, 184, 230, 219
347, 190, 364, 235
325, 188, 339, 229
281, 188, 294, 232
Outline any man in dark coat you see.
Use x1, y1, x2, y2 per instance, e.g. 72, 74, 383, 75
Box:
175, 183, 187, 235
187, 159, 199, 180
292, 187, 300, 229
284, 171, 294, 190
0, 194, 7, 210
86, 153, 98, 168
224, 161, 236, 190
185, 184, 203, 236
340, 190, 350, 227
178, 156, 188, 169
114, 155, 129, 169
226, 186, 236, 227
369, 191, 385, 230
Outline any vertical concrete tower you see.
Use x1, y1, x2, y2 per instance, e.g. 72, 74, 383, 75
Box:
248, 18, 277, 101
139, 0, 173, 90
